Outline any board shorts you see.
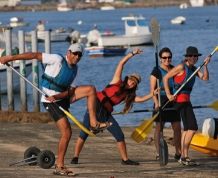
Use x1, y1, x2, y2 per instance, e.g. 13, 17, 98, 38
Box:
153, 95, 181, 123
174, 101, 198, 131
43, 98, 70, 122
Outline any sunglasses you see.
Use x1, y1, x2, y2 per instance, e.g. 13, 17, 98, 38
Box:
186, 55, 198, 57
72, 51, 82, 57
161, 56, 172, 60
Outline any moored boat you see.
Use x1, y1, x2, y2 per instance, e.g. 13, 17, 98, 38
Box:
9, 17, 29, 28
57, 0, 72, 12
25, 28, 72, 43
100, 5, 115, 11
85, 46, 127, 58
179, 3, 188, 9
97, 15, 152, 47
190, 0, 204, 7
171, 16, 186, 25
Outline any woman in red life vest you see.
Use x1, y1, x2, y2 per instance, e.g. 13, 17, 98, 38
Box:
70, 48, 159, 165
163, 46, 211, 166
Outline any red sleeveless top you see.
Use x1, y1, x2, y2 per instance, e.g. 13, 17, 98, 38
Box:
174, 70, 190, 102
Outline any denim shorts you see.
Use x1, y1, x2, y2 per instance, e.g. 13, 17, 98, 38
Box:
79, 99, 125, 142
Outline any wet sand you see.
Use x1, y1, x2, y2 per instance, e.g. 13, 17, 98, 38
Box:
0, 121, 218, 178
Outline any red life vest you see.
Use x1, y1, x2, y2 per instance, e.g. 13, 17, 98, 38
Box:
97, 80, 127, 113
174, 64, 196, 102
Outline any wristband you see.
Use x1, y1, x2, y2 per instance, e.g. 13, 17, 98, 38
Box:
131, 51, 135, 56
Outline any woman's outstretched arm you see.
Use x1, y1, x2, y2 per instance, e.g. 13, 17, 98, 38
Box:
110, 48, 142, 84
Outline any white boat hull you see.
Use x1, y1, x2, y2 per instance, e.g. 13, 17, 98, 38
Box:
98, 34, 152, 47
190, 0, 204, 7
38, 31, 70, 42
57, 1, 72, 11
25, 30, 71, 42
171, 16, 186, 25
0, 61, 32, 94
57, 6, 72, 12
85, 46, 127, 57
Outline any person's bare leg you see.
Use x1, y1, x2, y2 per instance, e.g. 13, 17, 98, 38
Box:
183, 130, 196, 158
117, 141, 128, 161
171, 122, 181, 155
181, 130, 186, 158
73, 137, 85, 157
55, 117, 72, 167
117, 141, 139, 165
71, 85, 109, 128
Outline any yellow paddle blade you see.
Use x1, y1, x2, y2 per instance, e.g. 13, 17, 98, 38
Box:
131, 121, 153, 143
131, 112, 159, 143
209, 100, 218, 111
62, 110, 95, 137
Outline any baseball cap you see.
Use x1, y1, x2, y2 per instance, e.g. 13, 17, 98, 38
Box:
68, 43, 84, 54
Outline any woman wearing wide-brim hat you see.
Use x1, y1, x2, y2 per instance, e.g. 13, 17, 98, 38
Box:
163, 46, 211, 166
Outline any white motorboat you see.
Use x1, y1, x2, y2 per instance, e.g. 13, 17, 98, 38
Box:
171, 16, 186, 25
100, 5, 115, 11
97, 15, 152, 47
179, 3, 188, 9
190, 0, 204, 7
25, 28, 72, 43
9, 17, 29, 28
85, 46, 127, 58
57, 0, 72, 12
37, 29, 71, 42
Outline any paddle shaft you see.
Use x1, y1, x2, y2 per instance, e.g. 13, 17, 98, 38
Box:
6, 62, 65, 112
150, 17, 163, 122
150, 18, 168, 166
113, 104, 216, 115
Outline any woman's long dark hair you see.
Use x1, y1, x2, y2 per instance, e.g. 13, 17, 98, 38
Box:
116, 76, 137, 113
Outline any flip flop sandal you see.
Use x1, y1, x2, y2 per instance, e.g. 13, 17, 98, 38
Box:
90, 121, 112, 134
53, 165, 76, 177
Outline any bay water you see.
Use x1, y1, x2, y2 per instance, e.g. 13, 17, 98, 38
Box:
0, 5, 218, 128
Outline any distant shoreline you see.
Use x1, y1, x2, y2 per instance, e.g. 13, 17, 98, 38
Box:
0, 1, 213, 12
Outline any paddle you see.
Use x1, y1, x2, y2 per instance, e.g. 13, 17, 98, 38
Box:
4, 62, 95, 136
150, 17, 168, 166
113, 100, 218, 115
131, 46, 218, 144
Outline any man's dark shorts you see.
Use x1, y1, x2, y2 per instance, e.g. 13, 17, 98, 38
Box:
43, 98, 70, 122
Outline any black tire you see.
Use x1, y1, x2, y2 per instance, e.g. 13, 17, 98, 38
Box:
159, 138, 169, 166
37, 150, 55, 169
24, 146, 40, 166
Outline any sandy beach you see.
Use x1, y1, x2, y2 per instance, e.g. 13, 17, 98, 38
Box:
0, 118, 218, 178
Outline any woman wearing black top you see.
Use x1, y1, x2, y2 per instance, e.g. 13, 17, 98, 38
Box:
150, 47, 181, 161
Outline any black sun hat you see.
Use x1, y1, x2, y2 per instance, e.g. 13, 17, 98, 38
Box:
184, 46, 202, 57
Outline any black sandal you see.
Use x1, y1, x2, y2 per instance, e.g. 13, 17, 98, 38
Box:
90, 121, 112, 134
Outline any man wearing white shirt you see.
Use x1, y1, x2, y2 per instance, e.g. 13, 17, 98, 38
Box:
0, 43, 109, 176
